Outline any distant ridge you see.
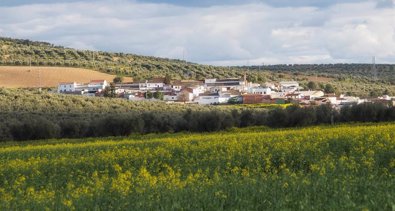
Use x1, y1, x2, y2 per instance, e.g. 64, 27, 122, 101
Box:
1, 37, 395, 85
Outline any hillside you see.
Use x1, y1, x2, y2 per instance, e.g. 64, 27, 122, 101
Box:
0, 66, 132, 88
0, 124, 394, 210
0, 37, 248, 81
1, 37, 395, 96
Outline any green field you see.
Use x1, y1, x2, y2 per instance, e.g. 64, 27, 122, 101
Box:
0, 124, 394, 210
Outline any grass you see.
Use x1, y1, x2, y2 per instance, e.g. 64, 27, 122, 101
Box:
0, 123, 394, 210
221, 103, 292, 109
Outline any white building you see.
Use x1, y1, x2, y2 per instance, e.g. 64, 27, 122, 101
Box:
194, 93, 220, 105
205, 78, 246, 93
58, 82, 78, 93
188, 85, 205, 97
280, 81, 299, 93
338, 96, 362, 106
295, 91, 325, 100
164, 93, 178, 101
325, 94, 338, 105
194, 91, 239, 105
218, 92, 233, 104
138, 78, 165, 90
250, 87, 272, 95
177, 89, 195, 102
171, 80, 204, 92
88, 80, 108, 92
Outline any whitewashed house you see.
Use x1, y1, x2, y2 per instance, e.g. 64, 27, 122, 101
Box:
205, 78, 246, 93
177, 89, 195, 102
296, 91, 325, 100
194, 91, 239, 105
126, 92, 146, 101
164, 93, 178, 101
58, 82, 78, 93
250, 87, 272, 95
280, 81, 299, 93
324, 94, 338, 105
188, 85, 205, 97
286, 93, 304, 99
171, 80, 204, 92
138, 78, 165, 90
88, 80, 108, 92
338, 96, 362, 106
195, 93, 220, 105
218, 92, 232, 104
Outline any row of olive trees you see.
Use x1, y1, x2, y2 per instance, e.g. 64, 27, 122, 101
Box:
3, 103, 395, 141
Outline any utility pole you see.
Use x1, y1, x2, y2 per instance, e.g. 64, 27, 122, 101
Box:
38, 67, 42, 92
259, 62, 264, 71
182, 48, 187, 65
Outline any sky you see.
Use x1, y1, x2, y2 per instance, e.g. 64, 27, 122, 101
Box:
0, 0, 394, 65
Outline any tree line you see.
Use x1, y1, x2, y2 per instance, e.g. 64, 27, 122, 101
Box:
2, 103, 395, 141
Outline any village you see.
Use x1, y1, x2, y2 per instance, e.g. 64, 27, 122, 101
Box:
57, 76, 395, 108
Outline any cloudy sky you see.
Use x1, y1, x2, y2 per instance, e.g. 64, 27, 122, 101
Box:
0, 0, 394, 65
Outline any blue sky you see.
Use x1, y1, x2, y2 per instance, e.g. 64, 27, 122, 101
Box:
0, 0, 394, 65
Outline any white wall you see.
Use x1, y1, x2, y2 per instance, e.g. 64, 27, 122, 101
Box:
164, 95, 178, 101
195, 96, 219, 105
251, 87, 272, 95
58, 83, 76, 93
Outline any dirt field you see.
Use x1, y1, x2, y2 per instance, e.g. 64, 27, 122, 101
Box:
0, 66, 133, 88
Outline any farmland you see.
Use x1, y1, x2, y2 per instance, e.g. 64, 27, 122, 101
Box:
0, 123, 394, 210
0, 66, 132, 88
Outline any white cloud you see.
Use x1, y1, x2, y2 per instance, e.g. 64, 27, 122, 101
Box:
0, 0, 394, 65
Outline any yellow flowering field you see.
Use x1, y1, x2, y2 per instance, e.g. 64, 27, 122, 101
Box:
0, 123, 394, 210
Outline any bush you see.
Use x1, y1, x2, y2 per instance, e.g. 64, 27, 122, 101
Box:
11, 118, 60, 141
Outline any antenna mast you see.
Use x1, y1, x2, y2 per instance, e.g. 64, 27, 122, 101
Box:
372, 56, 377, 81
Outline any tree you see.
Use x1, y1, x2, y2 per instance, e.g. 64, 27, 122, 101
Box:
370, 90, 380, 97
247, 75, 258, 83
324, 84, 335, 93
307, 81, 317, 90
153, 91, 164, 100
178, 91, 190, 102
104, 83, 116, 98
228, 96, 242, 104
164, 74, 172, 85
113, 76, 124, 83
145, 91, 153, 99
